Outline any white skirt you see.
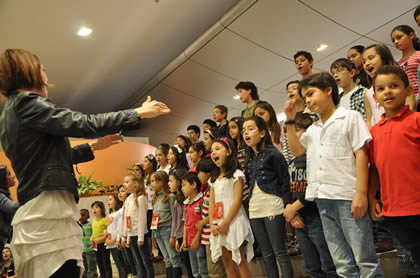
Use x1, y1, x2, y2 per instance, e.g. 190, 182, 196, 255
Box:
11, 190, 84, 278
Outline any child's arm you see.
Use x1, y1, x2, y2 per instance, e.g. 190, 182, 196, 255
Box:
208, 186, 219, 236
138, 196, 148, 246
169, 194, 176, 240
352, 145, 369, 220
290, 214, 305, 229
284, 200, 304, 223
191, 229, 202, 251
284, 100, 306, 156
179, 223, 187, 252
406, 86, 416, 111
218, 177, 243, 235
368, 164, 382, 221
364, 91, 372, 129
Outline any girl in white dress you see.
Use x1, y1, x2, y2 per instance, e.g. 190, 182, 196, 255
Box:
208, 137, 254, 278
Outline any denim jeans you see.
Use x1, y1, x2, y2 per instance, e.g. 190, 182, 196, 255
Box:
110, 248, 129, 278
295, 213, 338, 278
177, 238, 194, 278
122, 245, 137, 275
372, 186, 392, 240
316, 199, 383, 278
250, 215, 294, 278
188, 245, 209, 278
96, 243, 112, 278
129, 235, 155, 278
154, 225, 182, 268
82, 251, 98, 278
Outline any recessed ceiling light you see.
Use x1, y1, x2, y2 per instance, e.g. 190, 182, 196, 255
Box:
77, 27, 92, 37
315, 43, 328, 52
233, 94, 240, 100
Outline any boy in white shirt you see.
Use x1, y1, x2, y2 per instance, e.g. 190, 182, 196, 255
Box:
284, 72, 383, 277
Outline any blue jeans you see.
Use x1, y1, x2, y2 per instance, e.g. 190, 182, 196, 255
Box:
188, 245, 209, 278
250, 215, 294, 278
129, 235, 155, 278
316, 199, 383, 278
82, 251, 98, 278
122, 245, 137, 275
295, 213, 338, 278
154, 226, 182, 268
110, 248, 129, 278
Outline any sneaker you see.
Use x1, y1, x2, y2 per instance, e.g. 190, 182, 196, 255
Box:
375, 238, 394, 253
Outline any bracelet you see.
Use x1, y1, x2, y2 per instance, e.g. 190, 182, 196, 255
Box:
284, 120, 296, 125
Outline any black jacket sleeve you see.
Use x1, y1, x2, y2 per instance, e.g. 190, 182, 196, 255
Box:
71, 143, 95, 164
272, 150, 291, 204
15, 92, 141, 138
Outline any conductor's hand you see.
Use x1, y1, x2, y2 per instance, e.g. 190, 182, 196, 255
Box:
136, 96, 171, 119
91, 134, 121, 151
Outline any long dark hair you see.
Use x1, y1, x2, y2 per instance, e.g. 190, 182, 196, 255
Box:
363, 44, 397, 86
255, 101, 281, 145
169, 146, 188, 170
169, 168, 187, 204
391, 25, 420, 51
176, 135, 192, 153
209, 138, 238, 183
0, 165, 8, 191
108, 193, 123, 214
244, 116, 273, 160
229, 117, 246, 150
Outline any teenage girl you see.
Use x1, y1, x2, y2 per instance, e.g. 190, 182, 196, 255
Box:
156, 145, 171, 174
106, 194, 128, 278
362, 43, 416, 128
391, 25, 420, 106
122, 174, 154, 278
176, 135, 194, 168
132, 163, 145, 177
151, 171, 182, 278
203, 129, 218, 157
169, 169, 194, 278
91, 201, 112, 278
168, 146, 189, 171
347, 45, 369, 88
188, 142, 205, 172
243, 116, 293, 278
208, 138, 254, 278
117, 185, 137, 277
254, 101, 283, 152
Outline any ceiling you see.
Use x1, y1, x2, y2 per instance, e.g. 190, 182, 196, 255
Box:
1, 0, 419, 146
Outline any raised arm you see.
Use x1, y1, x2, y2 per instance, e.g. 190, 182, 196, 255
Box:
284, 99, 306, 157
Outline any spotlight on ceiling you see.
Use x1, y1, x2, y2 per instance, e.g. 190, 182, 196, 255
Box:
315, 43, 328, 52
77, 27, 92, 37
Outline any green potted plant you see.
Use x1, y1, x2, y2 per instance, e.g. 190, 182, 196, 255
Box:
77, 172, 104, 196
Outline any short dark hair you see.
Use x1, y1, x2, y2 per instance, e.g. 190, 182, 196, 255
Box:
80, 208, 90, 217
415, 5, 420, 20
295, 113, 314, 130
203, 119, 217, 128
187, 125, 200, 136
373, 65, 410, 92
91, 201, 106, 217
196, 157, 216, 174
181, 172, 202, 192
235, 81, 259, 100
214, 105, 228, 118
286, 80, 299, 90
299, 72, 340, 106
294, 51, 313, 63
349, 45, 365, 54
330, 58, 357, 82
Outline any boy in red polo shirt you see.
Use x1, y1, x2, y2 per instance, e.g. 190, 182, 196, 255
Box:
368, 65, 420, 266
181, 172, 209, 278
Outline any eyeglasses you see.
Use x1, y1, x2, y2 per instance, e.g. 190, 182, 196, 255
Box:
241, 127, 258, 134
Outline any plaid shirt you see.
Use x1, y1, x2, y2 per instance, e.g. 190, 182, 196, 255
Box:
340, 85, 366, 120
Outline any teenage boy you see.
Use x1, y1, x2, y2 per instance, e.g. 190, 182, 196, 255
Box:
283, 113, 338, 278
187, 125, 201, 144
79, 209, 98, 278
368, 65, 420, 266
284, 72, 383, 277
202, 119, 217, 133
235, 81, 260, 118
181, 172, 209, 278
212, 105, 228, 137
294, 51, 314, 79
330, 58, 366, 119
196, 158, 227, 278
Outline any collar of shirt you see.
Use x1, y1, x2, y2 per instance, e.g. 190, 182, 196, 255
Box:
378, 105, 410, 126
313, 106, 346, 129
184, 192, 203, 205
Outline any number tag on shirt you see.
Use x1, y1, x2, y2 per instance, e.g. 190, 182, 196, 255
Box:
107, 233, 111, 240
108, 216, 113, 226
212, 202, 224, 224
151, 213, 160, 230
127, 216, 131, 230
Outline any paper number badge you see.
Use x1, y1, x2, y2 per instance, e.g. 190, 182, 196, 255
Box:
212, 202, 224, 224
151, 213, 160, 230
